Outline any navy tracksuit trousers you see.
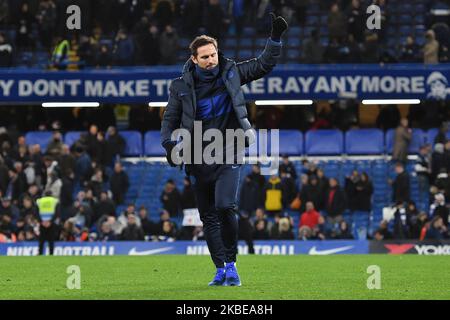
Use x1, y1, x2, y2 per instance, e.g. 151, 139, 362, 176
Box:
189, 163, 241, 268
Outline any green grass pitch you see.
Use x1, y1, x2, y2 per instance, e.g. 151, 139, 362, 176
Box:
0, 255, 449, 300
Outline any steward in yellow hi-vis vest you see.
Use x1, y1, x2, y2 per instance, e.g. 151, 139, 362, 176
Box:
36, 191, 60, 256
51, 38, 69, 70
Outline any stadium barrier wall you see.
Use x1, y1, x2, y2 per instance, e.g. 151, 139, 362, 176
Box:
1, 240, 449, 256
1, 64, 450, 103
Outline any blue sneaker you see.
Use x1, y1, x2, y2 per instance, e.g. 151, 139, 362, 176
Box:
224, 262, 241, 286
208, 267, 226, 286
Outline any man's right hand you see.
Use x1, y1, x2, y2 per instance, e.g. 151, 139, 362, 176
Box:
163, 141, 178, 167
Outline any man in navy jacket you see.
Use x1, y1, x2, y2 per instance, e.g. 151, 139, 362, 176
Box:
161, 13, 288, 286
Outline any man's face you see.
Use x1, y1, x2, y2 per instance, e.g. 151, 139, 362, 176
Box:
102, 223, 111, 233
89, 125, 98, 135
128, 215, 136, 225
29, 185, 38, 195
163, 221, 171, 233
2, 199, 11, 208
24, 198, 32, 209
431, 81, 446, 98
306, 202, 314, 211
255, 208, 264, 219
53, 132, 61, 141
166, 183, 174, 192
256, 220, 265, 230
161, 211, 170, 221
192, 44, 218, 70
329, 179, 337, 188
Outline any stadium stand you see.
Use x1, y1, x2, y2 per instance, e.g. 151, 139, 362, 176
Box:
0, 0, 447, 67
0, 0, 449, 245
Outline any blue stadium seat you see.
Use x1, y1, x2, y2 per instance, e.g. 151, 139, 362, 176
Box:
237, 49, 253, 60
319, 26, 328, 36
145, 131, 166, 156
223, 49, 235, 58
120, 131, 143, 156
99, 39, 113, 49
305, 130, 344, 155
25, 131, 53, 151
279, 130, 303, 155
287, 37, 301, 48
64, 131, 82, 147
414, 4, 425, 13
398, 15, 413, 25
286, 49, 300, 61
416, 35, 425, 46
345, 129, 384, 155
179, 38, 190, 48
288, 26, 301, 36
385, 129, 425, 154
224, 37, 238, 48
414, 25, 426, 36
255, 38, 267, 48
426, 128, 450, 144
247, 129, 291, 157
306, 15, 319, 26
239, 37, 253, 48
387, 26, 397, 36
399, 26, 413, 36
242, 27, 256, 37
177, 50, 189, 61
426, 128, 439, 144
303, 26, 315, 37
414, 15, 425, 25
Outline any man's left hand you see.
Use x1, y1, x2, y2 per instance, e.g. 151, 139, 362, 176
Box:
270, 12, 288, 41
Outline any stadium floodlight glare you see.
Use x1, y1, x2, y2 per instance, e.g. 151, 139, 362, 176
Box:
148, 102, 168, 107
362, 99, 421, 105
431, 9, 450, 16
42, 102, 100, 108
254, 100, 313, 105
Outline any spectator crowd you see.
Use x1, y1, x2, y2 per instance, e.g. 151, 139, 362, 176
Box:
0, 0, 449, 67
0, 121, 449, 243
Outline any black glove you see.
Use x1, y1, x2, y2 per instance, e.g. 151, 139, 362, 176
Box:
163, 141, 178, 167
270, 12, 288, 41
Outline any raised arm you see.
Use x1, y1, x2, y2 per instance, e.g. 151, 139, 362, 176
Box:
236, 13, 288, 85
